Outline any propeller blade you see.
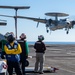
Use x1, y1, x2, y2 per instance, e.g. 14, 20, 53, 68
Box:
48, 19, 53, 25
36, 22, 39, 27
71, 21, 75, 28
36, 17, 40, 27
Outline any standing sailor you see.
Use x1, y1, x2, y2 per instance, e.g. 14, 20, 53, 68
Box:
4, 34, 22, 75
18, 33, 29, 75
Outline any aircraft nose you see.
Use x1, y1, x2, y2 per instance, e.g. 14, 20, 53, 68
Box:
67, 22, 70, 25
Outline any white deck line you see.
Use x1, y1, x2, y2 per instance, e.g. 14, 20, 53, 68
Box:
60, 68, 75, 74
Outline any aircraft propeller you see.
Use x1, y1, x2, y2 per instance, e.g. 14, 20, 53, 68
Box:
71, 20, 75, 28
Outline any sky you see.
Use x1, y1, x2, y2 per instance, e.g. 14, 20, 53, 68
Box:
0, 0, 75, 42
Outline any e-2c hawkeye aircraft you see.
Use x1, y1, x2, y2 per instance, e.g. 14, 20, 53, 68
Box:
0, 12, 75, 34
15, 12, 75, 34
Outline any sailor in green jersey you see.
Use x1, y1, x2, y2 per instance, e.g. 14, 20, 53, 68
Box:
1, 39, 7, 59
1, 32, 9, 59
17, 33, 29, 75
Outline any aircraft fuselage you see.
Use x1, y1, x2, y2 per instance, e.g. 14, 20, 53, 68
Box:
49, 20, 71, 31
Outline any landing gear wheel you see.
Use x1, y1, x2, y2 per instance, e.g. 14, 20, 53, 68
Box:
66, 31, 69, 34
47, 30, 49, 33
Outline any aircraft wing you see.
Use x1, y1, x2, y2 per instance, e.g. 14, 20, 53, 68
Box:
0, 15, 47, 24
16, 16, 47, 24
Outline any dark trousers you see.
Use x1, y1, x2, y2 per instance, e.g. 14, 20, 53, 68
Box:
20, 56, 26, 74
7, 60, 22, 75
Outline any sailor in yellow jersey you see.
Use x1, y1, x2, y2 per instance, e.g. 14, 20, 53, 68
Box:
4, 33, 22, 75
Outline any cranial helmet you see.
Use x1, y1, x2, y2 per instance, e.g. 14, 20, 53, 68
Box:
20, 33, 26, 39
38, 35, 44, 41
7, 34, 15, 43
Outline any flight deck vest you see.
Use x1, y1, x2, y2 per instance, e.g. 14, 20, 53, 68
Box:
5, 42, 20, 62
